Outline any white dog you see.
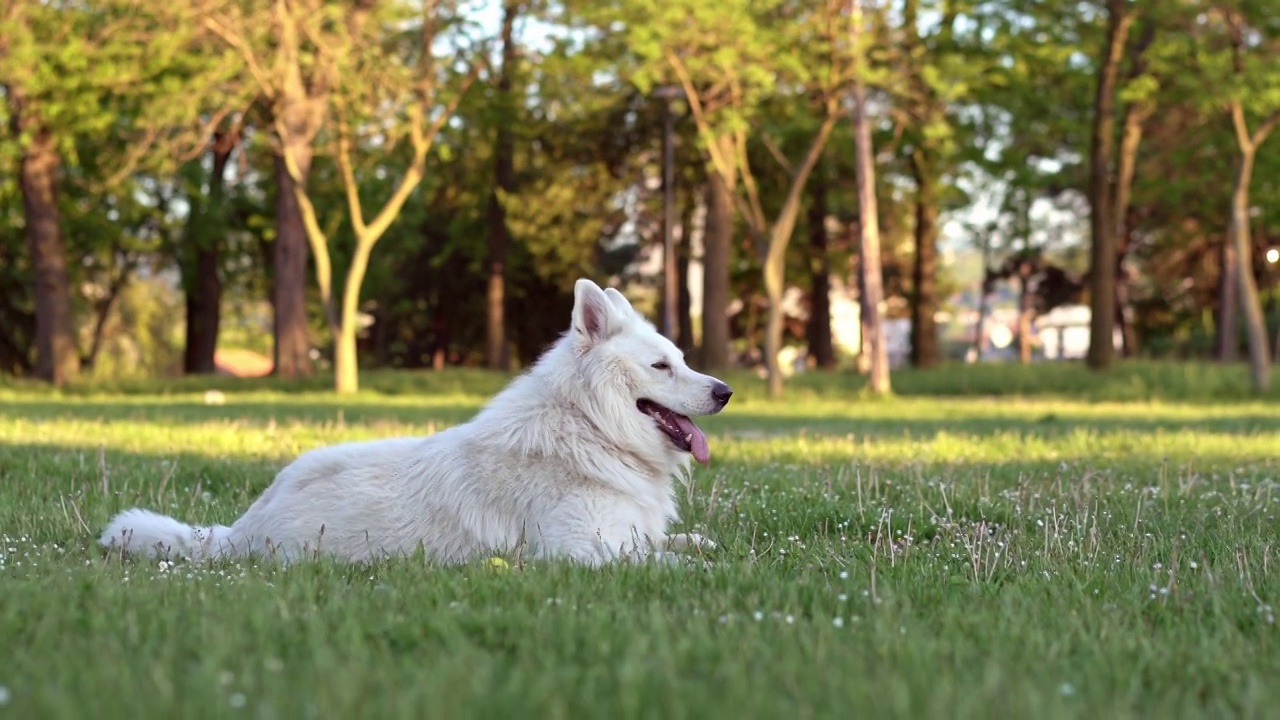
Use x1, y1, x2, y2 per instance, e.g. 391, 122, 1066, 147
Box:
99, 278, 733, 566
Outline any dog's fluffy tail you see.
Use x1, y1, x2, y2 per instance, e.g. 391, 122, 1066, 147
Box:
99, 508, 232, 561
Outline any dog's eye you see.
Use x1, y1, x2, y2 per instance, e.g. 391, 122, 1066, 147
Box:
651, 361, 670, 371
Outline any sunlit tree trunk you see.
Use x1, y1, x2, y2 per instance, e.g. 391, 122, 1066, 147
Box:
850, 0, 889, 395
1227, 108, 1273, 392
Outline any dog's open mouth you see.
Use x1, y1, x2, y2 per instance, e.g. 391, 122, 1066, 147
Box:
637, 399, 710, 465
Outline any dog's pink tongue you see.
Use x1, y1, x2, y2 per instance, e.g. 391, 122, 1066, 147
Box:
675, 416, 711, 465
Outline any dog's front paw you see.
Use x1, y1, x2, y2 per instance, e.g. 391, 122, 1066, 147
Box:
664, 532, 717, 553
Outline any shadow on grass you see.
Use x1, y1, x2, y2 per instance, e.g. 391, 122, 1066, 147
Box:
2, 396, 1277, 440
4, 360, 1278, 403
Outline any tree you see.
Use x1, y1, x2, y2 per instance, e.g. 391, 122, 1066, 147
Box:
895, 0, 968, 369
1218, 5, 1278, 391
203, 0, 331, 379
700, 138, 736, 371
207, 0, 478, 393
1111, 19, 1159, 358
659, 1, 846, 397
569, 0, 846, 394
486, 0, 520, 371
806, 162, 836, 368
182, 123, 241, 374
2, 3, 81, 385
2, 1, 213, 384
850, 0, 889, 395
1086, 0, 1135, 372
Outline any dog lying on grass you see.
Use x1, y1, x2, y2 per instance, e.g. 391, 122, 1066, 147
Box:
100, 278, 732, 565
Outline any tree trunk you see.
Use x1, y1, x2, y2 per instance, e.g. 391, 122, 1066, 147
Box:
909, 149, 940, 367
485, 0, 518, 371
15, 116, 80, 385
700, 155, 734, 372
1230, 146, 1271, 391
184, 129, 236, 374
851, 0, 890, 395
184, 246, 222, 373
973, 283, 988, 362
273, 151, 313, 379
806, 167, 835, 368
334, 297, 360, 394
1017, 268, 1033, 364
1217, 236, 1239, 361
1115, 262, 1137, 357
763, 255, 786, 398
1111, 25, 1155, 360
972, 234, 993, 362
677, 195, 695, 353
1086, 0, 1133, 371
268, 2, 328, 381
856, 252, 872, 373
902, 0, 941, 369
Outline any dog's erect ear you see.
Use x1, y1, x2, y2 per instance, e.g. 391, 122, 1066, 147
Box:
572, 278, 618, 344
603, 287, 634, 316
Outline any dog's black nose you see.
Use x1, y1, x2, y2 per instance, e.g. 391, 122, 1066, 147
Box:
712, 382, 733, 407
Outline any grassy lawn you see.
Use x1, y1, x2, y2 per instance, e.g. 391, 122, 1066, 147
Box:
1, 363, 1277, 718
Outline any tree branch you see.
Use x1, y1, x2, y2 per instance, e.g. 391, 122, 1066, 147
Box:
665, 51, 736, 190
665, 50, 768, 243
1252, 109, 1280, 148
727, 71, 769, 233
768, 100, 840, 266
1230, 100, 1253, 152
760, 134, 793, 175
203, 15, 275, 98
335, 122, 367, 237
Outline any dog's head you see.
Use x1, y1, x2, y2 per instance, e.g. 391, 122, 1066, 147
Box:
568, 278, 732, 465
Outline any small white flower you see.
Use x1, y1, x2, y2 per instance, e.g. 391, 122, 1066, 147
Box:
838, 570, 849, 580
785, 614, 795, 624
832, 617, 844, 628
229, 693, 246, 709
0, 685, 10, 706
1060, 682, 1075, 696
753, 611, 764, 621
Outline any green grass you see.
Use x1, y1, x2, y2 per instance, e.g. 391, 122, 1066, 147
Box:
1, 363, 1278, 719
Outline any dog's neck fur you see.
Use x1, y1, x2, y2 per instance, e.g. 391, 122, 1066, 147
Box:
470, 333, 690, 491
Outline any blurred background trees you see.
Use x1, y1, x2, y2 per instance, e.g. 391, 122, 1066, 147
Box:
2, 0, 1279, 395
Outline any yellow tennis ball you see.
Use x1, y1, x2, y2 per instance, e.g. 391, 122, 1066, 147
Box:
485, 557, 510, 570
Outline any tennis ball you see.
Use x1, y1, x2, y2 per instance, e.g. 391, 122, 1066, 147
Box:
485, 557, 510, 570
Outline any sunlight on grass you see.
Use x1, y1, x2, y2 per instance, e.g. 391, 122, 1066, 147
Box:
1, 367, 1277, 717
